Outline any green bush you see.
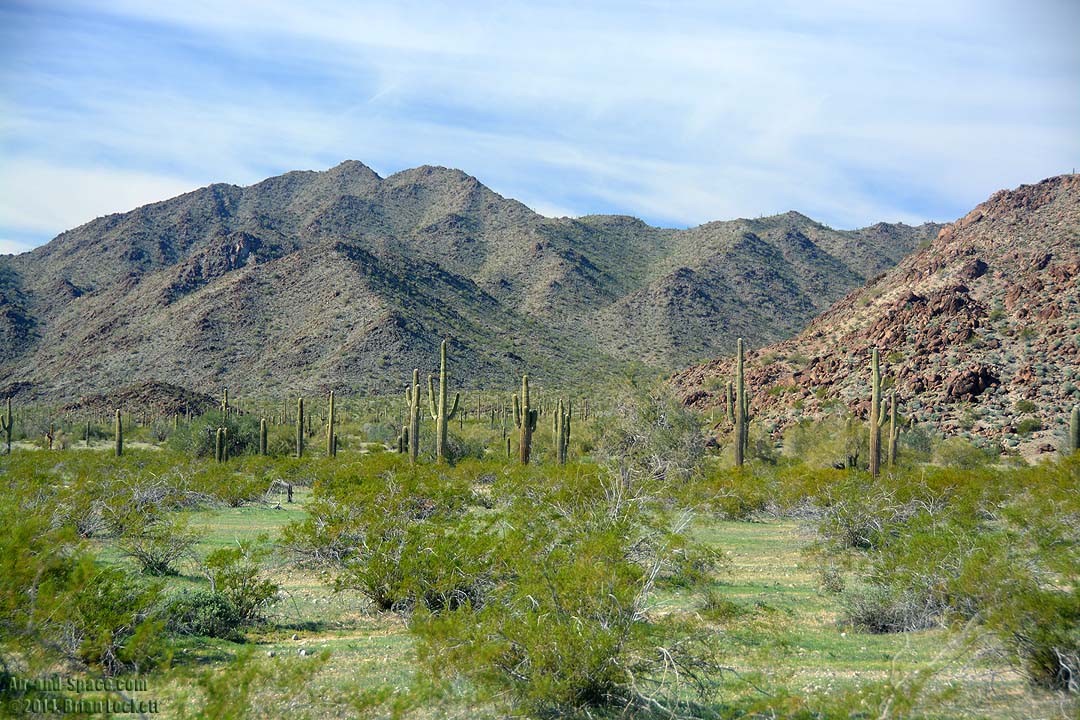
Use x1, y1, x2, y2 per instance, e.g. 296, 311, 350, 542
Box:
784, 415, 866, 470
281, 455, 479, 611
1017, 417, 1043, 435
1015, 399, 1037, 414
117, 513, 202, 575
593, 374, 705, 487
932, 436, 996, 468
169, 410, 262, 458
166, 589, 245, 641
202, 540, 279, 625
412, 480, 720, 716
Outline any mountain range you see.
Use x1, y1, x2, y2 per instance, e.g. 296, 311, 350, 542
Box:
0, 160, 939, 400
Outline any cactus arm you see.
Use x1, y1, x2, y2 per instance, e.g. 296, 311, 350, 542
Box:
513, 394, 522, 427
447, 392, 460, 421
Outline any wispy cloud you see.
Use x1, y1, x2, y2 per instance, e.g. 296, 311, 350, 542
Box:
1, 0, 1077, 249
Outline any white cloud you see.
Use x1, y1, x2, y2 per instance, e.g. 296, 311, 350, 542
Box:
0, 237, 36, 256
0, 160, 198, 236
1, 0, 1078, 246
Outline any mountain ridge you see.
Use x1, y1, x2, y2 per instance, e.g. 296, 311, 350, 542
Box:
672, 173, 1080, 458
0, 160, 940, 400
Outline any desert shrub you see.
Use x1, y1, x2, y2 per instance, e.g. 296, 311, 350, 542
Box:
281, 456, 479, 611
990, 586, 1080, 692
441, 429, 487, 463
1017, 417, 1043, 435
166, 589, 245, 641
594, 374, 705, 489
817, 563, 846, 594
169, 410, 262, 458
821, 455, 1080, 697
784, 414, 866, 470
841, 582, 932, 633
816, 478, 920, 550
1015, 399, 1037, 413
932, 436, 996, 468
189, 461, 278, 507
412, 479, 721, 717
0, 478, 164, 675
899, 423, 935, 462
202, 540, 279, 625
117, 512, 202, 575
0, 454, 212, 672
65, 563, 164, 674
687, 465, 772, 520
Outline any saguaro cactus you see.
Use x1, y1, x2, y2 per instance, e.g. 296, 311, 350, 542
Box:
555, 398, 572, 465
1071, 404, 1079, 455
114, 409, 123, 457
734, 338, 749, 466
296, 397, 305, 458
259, 418, 268, 456
513, 374, 539, 464
427, 340, 461, 463
222, 387, 229, 416
1, 397, 11, 454
215, 427, 225, 463
326, 390, 337, 457
869, 347, 888, 478
405, 369, 421, 463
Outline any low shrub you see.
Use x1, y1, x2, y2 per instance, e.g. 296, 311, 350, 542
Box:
117, 513, 202, 576
202, 540, 279, 625
166, 589, 245, 641
281, 456, 478, 611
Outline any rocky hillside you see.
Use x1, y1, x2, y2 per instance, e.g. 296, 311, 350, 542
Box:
674, 174, 1080, 457
0, 161, 937, 401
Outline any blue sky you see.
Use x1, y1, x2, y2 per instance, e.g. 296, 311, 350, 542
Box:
1, 0, 1078, 254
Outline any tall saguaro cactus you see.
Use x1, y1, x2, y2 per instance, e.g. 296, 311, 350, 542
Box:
215, 427, 225, 463
869, 348, 888, 478
427, 340, 460, 463
734, 338, 749, 466
326, 391, 337, 457
513, 374, 539, 464
295, 397, 305, 458
1, 397, 11, 454
222, 388, 229, 416
259, 418, 268, 456
404, 369, 421, 463
555, 398, 572, 465
114, 409, 123, 457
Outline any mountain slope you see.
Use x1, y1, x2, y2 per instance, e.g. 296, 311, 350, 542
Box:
673, 174, 1080, 456
0, 161, 937, 400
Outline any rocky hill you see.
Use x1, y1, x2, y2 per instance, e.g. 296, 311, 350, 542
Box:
0, 161, 937, 401
673, 174, 1080, 457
